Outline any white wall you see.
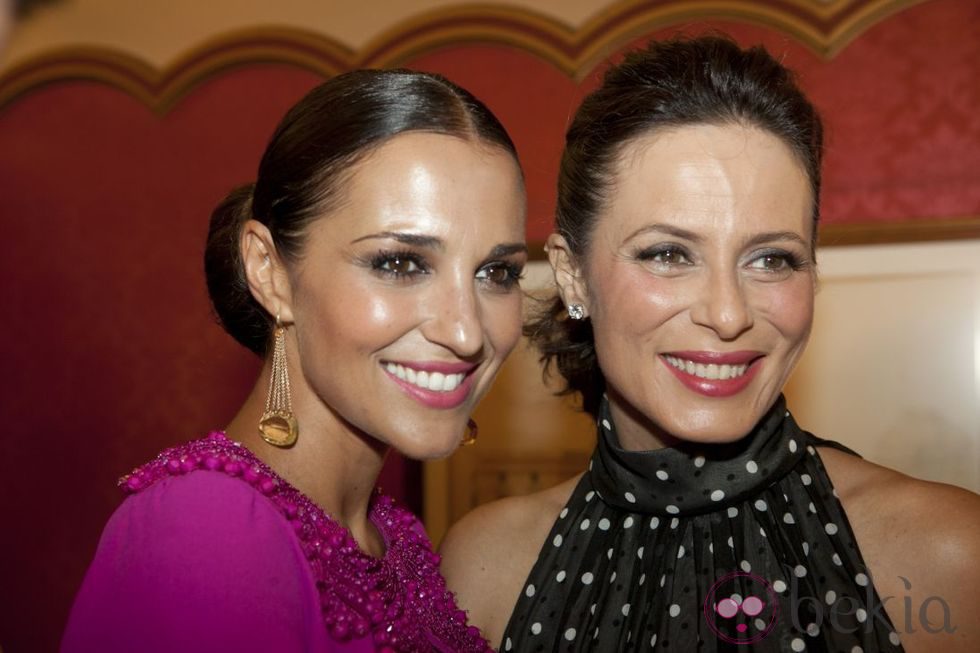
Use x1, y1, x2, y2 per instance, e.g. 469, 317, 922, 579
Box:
785, 240, 980, 491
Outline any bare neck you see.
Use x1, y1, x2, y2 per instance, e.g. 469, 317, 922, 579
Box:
224, 362, 389, 557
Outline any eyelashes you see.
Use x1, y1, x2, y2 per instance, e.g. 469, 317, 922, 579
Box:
634, 243, 811, 275
475, 261, 524, 289
368, 248, 524, 289
634, 244, 693, 267
370, 249, 429, 278
747, 248, 810, 273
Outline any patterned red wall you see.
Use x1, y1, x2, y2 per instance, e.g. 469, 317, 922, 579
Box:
0, 0, 976, 650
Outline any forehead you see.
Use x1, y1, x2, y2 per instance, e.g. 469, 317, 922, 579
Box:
597, 123, 811, 244
309, 131, 526, 243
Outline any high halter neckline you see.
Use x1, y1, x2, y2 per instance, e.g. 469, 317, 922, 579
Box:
589, 395, 805, 516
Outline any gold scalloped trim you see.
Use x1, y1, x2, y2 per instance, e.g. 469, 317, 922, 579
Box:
6, 0, 971, 247
0, 0, 929, 112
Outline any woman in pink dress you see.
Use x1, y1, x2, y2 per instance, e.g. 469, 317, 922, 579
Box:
61, 69, 528, 652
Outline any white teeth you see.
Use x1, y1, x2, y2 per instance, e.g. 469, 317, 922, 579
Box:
385, 363, 465, 393
429, 372, 445, 390
664, 355, 749, 381
443, 374, 461, 391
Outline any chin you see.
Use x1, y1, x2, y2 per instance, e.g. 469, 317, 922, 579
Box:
390, 431, 465, 461
679, 427, 756, 445
663, 412, 761, 446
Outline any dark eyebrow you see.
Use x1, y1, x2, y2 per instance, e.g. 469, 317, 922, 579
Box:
488, 243, 528, 258
350, 231, 443, 250
625, 224, 809, 249
625, 223, 703, 244
742, 231, 810, 249
351, 233, 527, 258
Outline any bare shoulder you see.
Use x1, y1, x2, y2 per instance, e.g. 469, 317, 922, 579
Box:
439, 474, 582, 648
817, 446, 980, 556
818, 446, 980, 651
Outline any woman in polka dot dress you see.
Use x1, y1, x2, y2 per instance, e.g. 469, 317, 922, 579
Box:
440, 36, 980, 652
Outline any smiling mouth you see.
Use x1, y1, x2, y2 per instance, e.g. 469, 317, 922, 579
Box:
662, 355, 750, 381
384, 362, 466, 392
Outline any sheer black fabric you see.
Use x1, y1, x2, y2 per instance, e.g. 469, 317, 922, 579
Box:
501, 397, 904, 652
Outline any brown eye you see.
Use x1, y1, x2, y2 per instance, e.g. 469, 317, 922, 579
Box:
384, 256, 418, 275
760, 255, 785, 270
487, 265, 510, 284
371, 251, 427, 278
637, 245, 692, 267
476, 262, 520, 288
746, 249, 803, 274
657, 250, 685, 265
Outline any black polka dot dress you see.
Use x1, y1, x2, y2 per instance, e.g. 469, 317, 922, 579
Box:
500, 396, 904, 652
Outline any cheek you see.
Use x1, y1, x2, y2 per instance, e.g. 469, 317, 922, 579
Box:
481, 292, 523, 356
591, 266, 685, 341
298, 278, 418, 354
760, 277, 814, 347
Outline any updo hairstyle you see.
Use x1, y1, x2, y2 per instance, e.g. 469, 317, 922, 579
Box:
205, 69, 519, 356
526, 35, 823, 417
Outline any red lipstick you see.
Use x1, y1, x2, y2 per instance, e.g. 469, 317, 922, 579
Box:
660, 351, 763, 398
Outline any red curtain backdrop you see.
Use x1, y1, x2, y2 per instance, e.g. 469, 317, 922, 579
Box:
0, 0, 977, 650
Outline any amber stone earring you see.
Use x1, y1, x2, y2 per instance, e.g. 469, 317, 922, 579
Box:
259, 316, 299, 447
461, 418, 478, 446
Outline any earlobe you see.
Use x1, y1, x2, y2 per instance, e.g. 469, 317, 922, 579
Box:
546, 233, 590, 316
241, 220, 294, 323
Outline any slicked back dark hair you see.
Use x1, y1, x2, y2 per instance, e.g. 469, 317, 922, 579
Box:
205, 69, 519, 356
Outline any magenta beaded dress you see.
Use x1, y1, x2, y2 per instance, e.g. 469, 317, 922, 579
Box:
61, 432, 490, 653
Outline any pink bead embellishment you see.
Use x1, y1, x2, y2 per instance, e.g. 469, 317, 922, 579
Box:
119, 433, 490, 652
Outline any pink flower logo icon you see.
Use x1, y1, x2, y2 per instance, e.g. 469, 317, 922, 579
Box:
704, 571, 779, 644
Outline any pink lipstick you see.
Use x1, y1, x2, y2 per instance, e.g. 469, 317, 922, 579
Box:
381, 360, 478, 409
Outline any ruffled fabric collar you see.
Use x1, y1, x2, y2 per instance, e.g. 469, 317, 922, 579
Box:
590, 395, 805, 516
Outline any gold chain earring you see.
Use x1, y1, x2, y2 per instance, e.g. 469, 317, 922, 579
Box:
259, 316, 299, 447
461, 418, 478, 446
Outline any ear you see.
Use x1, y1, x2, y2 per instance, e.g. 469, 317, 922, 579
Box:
546, 233, 591, 317
241, 220, 295, 324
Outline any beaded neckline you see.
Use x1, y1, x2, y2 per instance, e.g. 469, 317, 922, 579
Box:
119, 432, 490, 652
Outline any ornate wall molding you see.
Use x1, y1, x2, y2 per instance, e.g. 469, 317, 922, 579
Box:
0, 0, 928, 112
5, 0, 972, 248
818, 216, 980, 247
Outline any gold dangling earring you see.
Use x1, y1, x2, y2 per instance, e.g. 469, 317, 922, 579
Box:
258, 316, 299, 447
461, 418, 478, 446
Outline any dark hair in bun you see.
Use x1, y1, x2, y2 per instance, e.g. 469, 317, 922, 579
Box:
204, 69, 519, 355
526, 35, 823, 417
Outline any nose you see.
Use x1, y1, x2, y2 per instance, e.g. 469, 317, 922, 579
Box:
690, 268, 754, 340
420, 277, 485, 359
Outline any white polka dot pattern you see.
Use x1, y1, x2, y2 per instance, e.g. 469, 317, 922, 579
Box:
500, 399, 904, 652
